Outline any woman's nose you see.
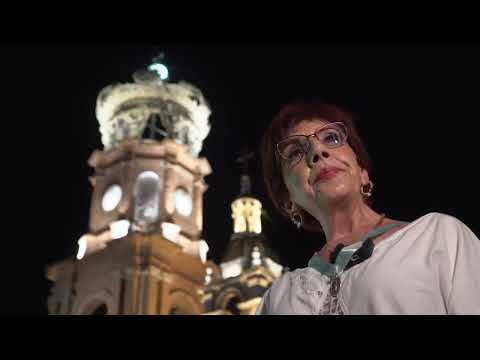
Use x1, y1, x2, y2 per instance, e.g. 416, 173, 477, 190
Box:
307, 140, 329, 168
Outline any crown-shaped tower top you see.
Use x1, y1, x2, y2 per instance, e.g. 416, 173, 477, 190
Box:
95, 55, 211, 157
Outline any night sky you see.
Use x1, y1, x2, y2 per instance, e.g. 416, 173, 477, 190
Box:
4, 44, 480, 314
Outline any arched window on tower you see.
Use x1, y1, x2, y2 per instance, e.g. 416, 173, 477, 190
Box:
219, 290, 243, 315
225, 297, 241, 315
134, 171, 161, 225
168, 290, 200, 315
90, 303, 108, 315
169, 305, 191, 315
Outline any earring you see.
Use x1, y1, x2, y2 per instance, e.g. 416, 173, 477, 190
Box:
291, 211, 303, 229
290, 210, 303, 229
361, 180, 374, 198
284, 201, 303, 229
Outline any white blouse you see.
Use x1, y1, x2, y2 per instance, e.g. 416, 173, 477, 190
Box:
256, 213, 480, 315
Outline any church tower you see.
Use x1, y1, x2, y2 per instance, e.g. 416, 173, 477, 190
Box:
203, 152, 283, 315
46, 58, 214, 315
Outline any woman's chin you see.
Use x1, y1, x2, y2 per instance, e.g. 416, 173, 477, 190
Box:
314, 186, 352, 207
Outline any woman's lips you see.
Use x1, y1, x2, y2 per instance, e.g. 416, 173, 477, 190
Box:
315, 168, 341, 183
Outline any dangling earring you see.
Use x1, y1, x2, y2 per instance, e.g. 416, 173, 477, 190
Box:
291, 211, 303, 229
285, 201, 303, 229
284, 201, 303, 229
361, 180, 374, 198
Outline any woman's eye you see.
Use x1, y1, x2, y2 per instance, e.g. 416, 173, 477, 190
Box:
323, 131, 341, 145
286, 148, 303, 159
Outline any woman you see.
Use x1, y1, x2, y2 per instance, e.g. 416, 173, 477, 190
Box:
256, 100, 480, 315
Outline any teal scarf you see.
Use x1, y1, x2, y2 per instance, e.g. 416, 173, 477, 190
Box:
308, 222, 407, 277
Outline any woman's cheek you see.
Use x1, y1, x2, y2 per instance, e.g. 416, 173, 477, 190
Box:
284, 171, 312, 202
284, 166, 305, 188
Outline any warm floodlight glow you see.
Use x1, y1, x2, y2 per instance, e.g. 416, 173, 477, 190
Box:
161, 222, 181, 242
199, 240, 209, 263
77, 235, 88, 260
109, 220, 130, 240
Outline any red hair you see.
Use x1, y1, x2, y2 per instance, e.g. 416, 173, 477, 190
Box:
260, 100, 372, 232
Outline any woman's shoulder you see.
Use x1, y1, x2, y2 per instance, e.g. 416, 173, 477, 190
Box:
416, 211, 461, 222
400, 212, 479, 246
410, 212, 472, 231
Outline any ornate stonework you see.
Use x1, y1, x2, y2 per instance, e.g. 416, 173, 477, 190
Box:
96, 67, 211, 157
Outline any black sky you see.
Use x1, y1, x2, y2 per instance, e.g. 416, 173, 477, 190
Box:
3, 44, 480, 314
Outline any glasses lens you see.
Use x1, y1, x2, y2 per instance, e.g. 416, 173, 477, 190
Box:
278, 137, 306, 162
316, 123, 347, 148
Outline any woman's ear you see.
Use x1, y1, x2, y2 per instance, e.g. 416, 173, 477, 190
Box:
360, 168, 370, 186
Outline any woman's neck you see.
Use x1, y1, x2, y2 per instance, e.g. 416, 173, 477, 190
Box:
316, 197, 382, 246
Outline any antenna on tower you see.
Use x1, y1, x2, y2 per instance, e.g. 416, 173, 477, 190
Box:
235, 148, 254, 197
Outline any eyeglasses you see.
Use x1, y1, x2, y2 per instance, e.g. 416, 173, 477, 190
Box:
276, 122, 348, 165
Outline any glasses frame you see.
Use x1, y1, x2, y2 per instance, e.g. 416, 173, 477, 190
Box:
276, 122, 348, 165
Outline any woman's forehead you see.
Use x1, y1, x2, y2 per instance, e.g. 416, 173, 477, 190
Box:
284, 118, 330, 137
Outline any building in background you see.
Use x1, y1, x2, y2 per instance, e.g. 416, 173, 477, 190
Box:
45, 58, 283, 315
203, 152, 283, 315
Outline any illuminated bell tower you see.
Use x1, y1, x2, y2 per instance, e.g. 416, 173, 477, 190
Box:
203, 152, 283, 315
46, 57, 213, 315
